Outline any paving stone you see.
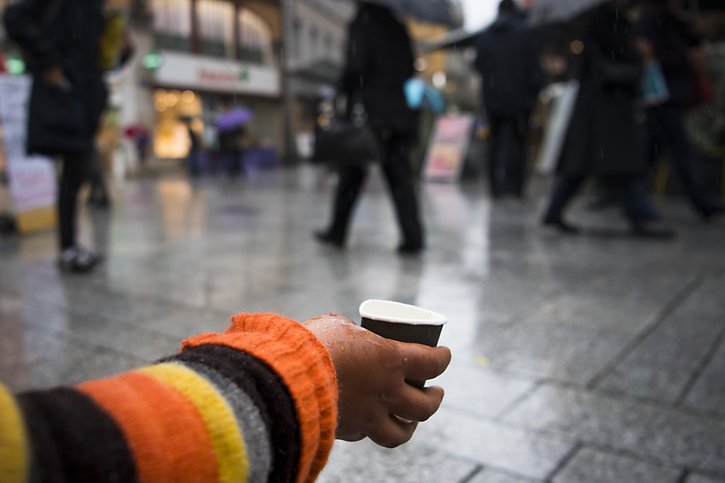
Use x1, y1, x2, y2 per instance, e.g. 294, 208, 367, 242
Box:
686, 474, 725, 483
415, 408, 575, 480
433, 362, 537, 419
596, 310, 725, 403
552, 447, 681, 483
317, 439, 477, 483
505, 385, 725, 474
467, 468, 540, 483
474, 321, 630, 384
1, 341, 148, 391
683, 337, 725, 417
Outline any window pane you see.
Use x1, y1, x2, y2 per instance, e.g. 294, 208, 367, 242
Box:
237, 8, 274, 65
197, 0, 235, 59
153, 0, 192, 52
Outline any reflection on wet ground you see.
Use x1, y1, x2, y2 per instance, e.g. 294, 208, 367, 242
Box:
1, 168, 724, 482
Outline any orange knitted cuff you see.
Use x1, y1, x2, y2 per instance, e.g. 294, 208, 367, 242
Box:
182, 313, 339, 483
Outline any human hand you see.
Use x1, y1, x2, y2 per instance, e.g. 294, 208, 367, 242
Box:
302, 313, 451, 448
42, 66, 70, 89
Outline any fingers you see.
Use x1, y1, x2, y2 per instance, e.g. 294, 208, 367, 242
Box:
385, 385, 445, 423
366, 414, 419, 448
399, 344, 451, 381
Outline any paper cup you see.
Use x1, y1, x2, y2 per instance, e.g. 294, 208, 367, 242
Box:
359, 299, 447, 389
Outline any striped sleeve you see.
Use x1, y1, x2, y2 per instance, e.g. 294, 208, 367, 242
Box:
0, 313, 339, 483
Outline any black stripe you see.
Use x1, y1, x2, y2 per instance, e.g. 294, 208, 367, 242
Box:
18, 388, 138, 483
165, 344, 301, 483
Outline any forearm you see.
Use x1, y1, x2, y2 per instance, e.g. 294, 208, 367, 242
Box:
0, 313, 338, 483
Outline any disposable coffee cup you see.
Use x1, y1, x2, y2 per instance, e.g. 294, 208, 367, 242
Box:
359, 299, 447, 389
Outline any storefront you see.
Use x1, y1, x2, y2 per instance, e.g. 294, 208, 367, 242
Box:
150, 0, 282, 160
150, 46, 282, 160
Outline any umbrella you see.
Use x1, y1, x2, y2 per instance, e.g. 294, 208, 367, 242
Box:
423, 27, 482, 53
344, 0, 460, 27
527, 0, 607, 26
215, 108, 254, 132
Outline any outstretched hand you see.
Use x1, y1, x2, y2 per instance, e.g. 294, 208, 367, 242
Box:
303, 313, 451, 448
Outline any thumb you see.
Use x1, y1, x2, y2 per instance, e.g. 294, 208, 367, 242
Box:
400, 344, 451, 381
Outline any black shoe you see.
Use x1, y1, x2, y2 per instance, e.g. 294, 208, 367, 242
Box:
314, 230, 344, 248
630, 223, 676, 240
57, 246, 102, 274
397, 242, 424, 255
701, 205, 724, 223
542, 217, 581, 234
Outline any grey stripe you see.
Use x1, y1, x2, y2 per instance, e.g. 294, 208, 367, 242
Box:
182, 362, 273, 483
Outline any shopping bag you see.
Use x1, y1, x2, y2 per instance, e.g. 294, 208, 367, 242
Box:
641, 61, 670, 107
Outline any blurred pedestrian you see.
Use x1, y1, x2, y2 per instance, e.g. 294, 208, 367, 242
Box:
473, 0, 542, 199
184, 118, 203, 177
637, 0, 724, 220
541, 0, 672, 238
4, 0, 107, 272
316, 2, 424, 254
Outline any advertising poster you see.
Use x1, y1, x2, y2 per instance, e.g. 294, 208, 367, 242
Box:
0, 75, 57, 232
423, 114, 475, 182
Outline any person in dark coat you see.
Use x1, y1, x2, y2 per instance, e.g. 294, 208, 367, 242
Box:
315, 2, 424, 254
4, 0, 107, 272
541, 0, 671, 238
474, 0, 541, 199
637, 0, 724, 220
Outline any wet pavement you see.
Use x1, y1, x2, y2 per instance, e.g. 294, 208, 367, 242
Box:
1, 167, 724, 482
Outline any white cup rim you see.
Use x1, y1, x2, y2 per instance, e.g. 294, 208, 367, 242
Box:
359, 299, 447, 326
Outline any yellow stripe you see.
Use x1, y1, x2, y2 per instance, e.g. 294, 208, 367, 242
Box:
139, 363, 248, 483
0, 383, 28, 483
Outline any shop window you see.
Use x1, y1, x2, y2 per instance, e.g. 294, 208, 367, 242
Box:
197, 0, 235, 59
154, 88, 203, 159
309, 26, 319, 62
152, 0, 192, 52
237, 8, 274, 65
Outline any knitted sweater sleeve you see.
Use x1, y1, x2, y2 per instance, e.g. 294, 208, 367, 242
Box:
0, 313, 339, 483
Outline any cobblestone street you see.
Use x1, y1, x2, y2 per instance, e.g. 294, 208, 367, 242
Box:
1, 168, 724, 482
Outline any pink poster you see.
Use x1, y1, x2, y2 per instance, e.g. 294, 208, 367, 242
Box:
423, 114, 474, 182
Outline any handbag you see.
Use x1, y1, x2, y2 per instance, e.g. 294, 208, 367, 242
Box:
641, 61, 670, 107
312, 99, 379, 167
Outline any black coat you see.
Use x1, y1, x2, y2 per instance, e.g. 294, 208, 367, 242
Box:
558, 4, 647, 178
474, 14, 541, 116
4, 0, 107, 156
340, 4, 416, 135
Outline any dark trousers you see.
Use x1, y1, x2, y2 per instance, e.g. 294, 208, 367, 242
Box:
487, 112, 530, 198
545, 175, 653, 225
58, 153, 90, 250
88, 150, 109, 203
326, 131, 423, 246
647, 105, 713, 214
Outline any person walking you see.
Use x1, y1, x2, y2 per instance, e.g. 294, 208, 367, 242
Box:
315, 2, 425, 254
638, 0, 724, 221
473, 0, 541, 199
4, 0, 108, 272
541, 0, 672, 238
